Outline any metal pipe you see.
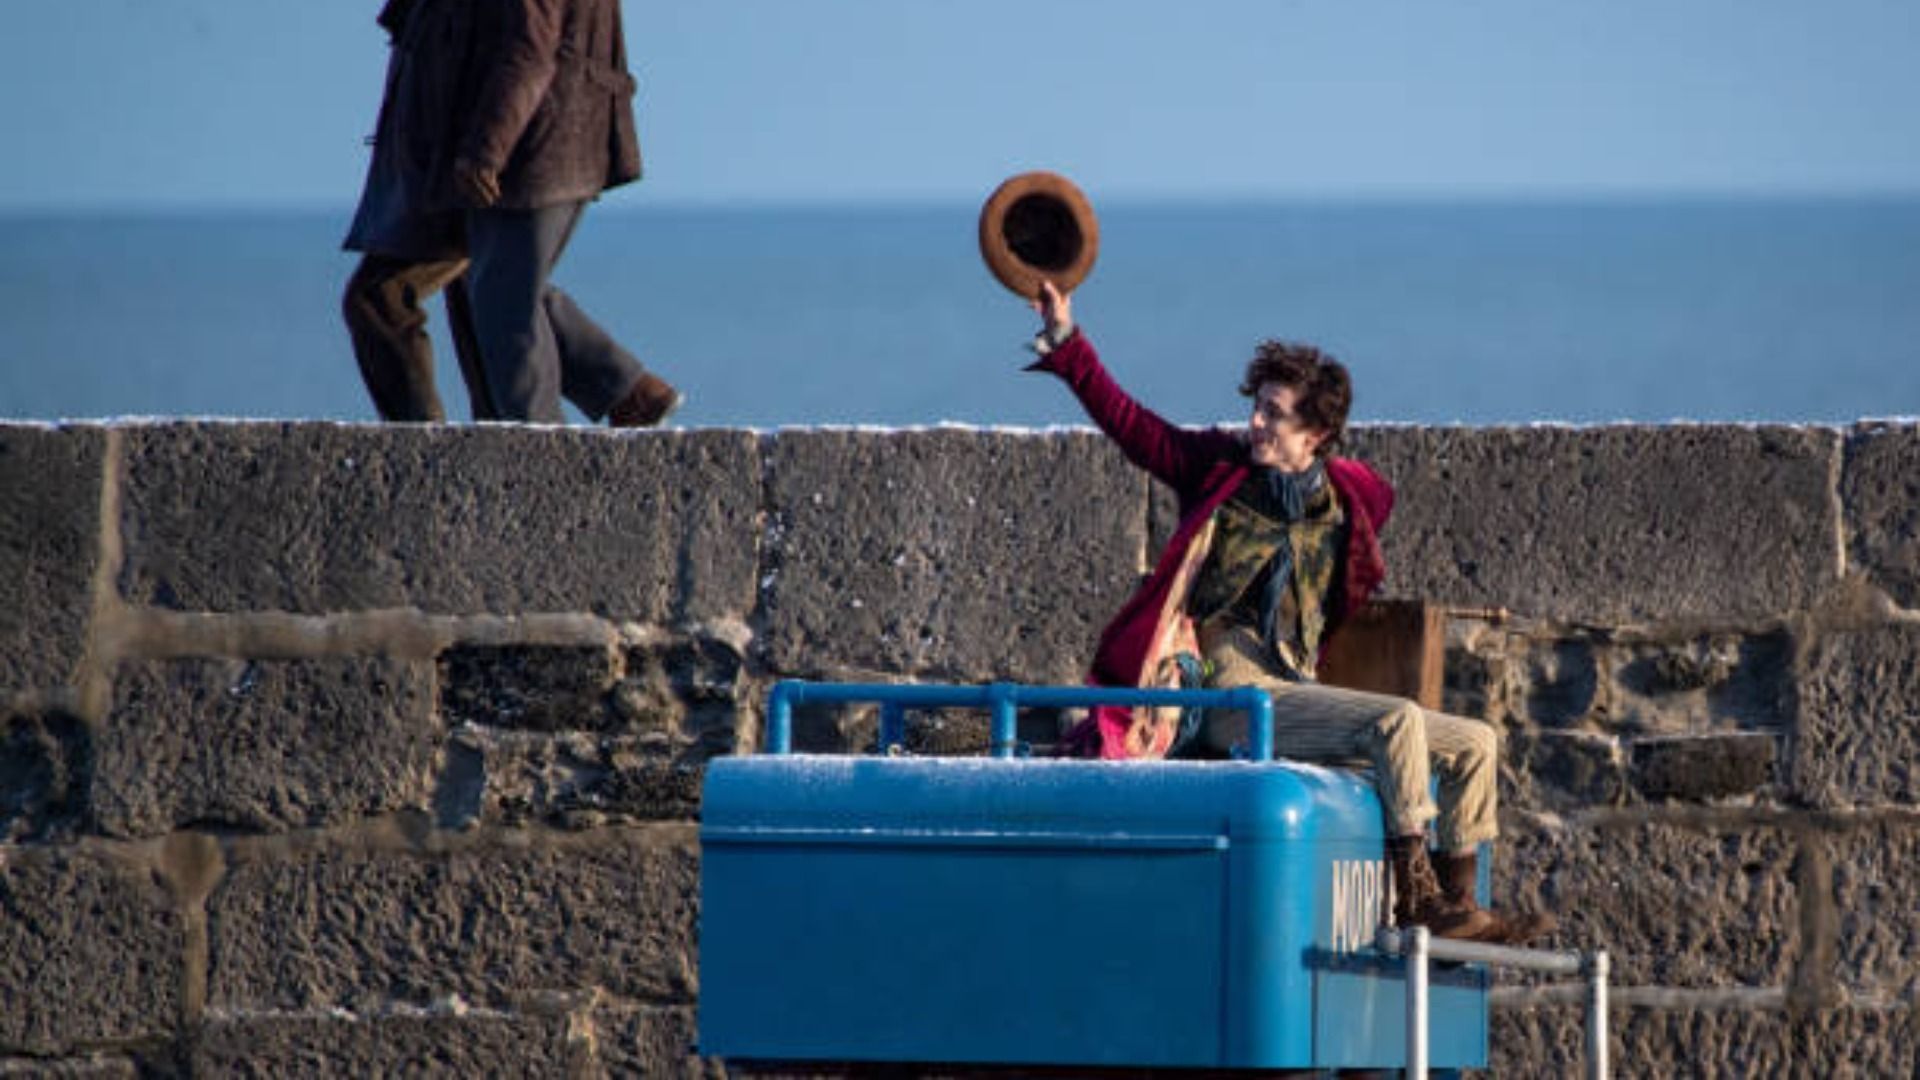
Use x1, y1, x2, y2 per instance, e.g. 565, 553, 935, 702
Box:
1587, 950, 1610, 1080
1377, 926, 1607, 1077
987, 682, 1018, 758
760, 680, 1275, 756
1243, 686, 1274, 761
766, 683, 794, 755
1406, 925, 1429, 1077
1377, 930, 1585, 976
878, 702, 906, 753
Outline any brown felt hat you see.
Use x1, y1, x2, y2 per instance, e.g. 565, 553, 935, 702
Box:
978, 171, 1100, 299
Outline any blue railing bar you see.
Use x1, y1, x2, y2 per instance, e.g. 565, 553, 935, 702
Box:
878, 702, 907, 753
763, 681, 1275, 760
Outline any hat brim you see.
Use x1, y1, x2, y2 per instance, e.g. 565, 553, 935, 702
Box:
978, 171, 1100, 299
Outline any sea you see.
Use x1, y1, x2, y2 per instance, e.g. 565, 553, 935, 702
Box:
3, 198, 1917, 429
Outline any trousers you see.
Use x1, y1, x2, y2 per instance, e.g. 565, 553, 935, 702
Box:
342, 200, 648, 423
1199, 619, 1500, 853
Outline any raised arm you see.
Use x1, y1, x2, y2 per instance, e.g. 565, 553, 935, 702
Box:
1026, 282, 1237, 494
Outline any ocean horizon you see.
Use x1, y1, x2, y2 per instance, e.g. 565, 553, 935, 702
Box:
4, 196, 1918, 428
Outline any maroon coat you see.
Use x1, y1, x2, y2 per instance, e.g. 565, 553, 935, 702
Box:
347, 0, 643, 255
1029, 331, 1394, 696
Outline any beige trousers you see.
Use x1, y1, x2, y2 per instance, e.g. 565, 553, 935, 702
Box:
1199, 620, 1499, 853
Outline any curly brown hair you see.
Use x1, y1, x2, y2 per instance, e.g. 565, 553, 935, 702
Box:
1238, 340, 1352, 457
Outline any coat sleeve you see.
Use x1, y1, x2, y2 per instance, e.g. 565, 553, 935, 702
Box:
460, 0, 568, 175
1027, 331, 1235, 494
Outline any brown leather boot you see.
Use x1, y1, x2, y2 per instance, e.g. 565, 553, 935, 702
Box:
1387, 835, 1497, 941
608, 372, 683, 428
1435, 849, 1557, 946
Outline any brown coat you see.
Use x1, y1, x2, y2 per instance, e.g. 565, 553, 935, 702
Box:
347, 0, 642, 253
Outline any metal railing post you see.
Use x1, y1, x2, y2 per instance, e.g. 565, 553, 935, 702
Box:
1587, 950, 1610, 1080
1405, 925, 1429, 1078
878, 702, 907, 753
987, 682, 1018, 759
767, 682, 795, 755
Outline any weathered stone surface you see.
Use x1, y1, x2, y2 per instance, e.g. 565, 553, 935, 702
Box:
1831, 821, 1920, 1001
443, 730, 705, 829
0, 426, 104, 696
0, 1057, 137, 1078
0, 846, 184, 1054
440, 644, 620, 732
614, 637, 747, 754
592, 1005, 721, 1078
1450, 627, 1795, 741
762, 430, 1147, 682
1509, 730, 1626, 810
1345, 425, 1839, 622
1843, 423, 1920, 610
0, 709, 88, 842
117, 424, 759, 621
1630, 733, 1778, 802
93, 658, 436, 838
206, 828, 698, 1011
192, 1012, 579, 1077
1493, 1002, 1919, 1078
1794, 623, 1920, 808
1607, 631, 1796, 737
1497, 818, 1799, 987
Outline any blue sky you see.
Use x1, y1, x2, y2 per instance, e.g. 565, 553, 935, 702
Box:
3, 0, 1918, 211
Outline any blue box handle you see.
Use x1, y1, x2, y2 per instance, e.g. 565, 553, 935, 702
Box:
763, 680, 1276, 760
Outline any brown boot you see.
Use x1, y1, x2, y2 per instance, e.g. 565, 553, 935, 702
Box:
1435, 849, 1557, 946
608, 372, 683, 428
1387, 835, 1497, 942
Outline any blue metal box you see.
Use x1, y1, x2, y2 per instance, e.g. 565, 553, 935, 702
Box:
700, 755, 1487, 1071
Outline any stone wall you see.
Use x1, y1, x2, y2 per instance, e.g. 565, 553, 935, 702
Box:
2, 420, 1916, 1076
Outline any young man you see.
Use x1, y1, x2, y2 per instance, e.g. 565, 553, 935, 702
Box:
1028, 282, 1551, 945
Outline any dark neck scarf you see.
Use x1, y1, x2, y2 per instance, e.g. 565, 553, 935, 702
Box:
1255, 459, 1329, 666
1261, 459, 1327, 524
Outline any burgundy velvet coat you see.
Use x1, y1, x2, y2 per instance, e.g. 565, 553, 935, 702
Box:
1029, 331, 1394, 709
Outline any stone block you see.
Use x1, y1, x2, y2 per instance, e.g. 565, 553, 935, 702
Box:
1344, 425, 1839, 622
1607, 631, 1797, 737
762, 429, 1147, 681
441, 730, 705, 829
440, 644, 621, 732
1496, 818, 1798, 987
1510, 730, 1626, 810
1493, 1002, 1918, 1078
591, 1005, 721, 1078
1794, 623, 1920, 808
0, 709, 88, 842
93, 657, 436, 838
1630, 733, 1778, 801
191, 1012, 579, 1077
206, 828, 699, 1011
613, 636, 748, 753
116, 424, 759, 622
0, 426, 104, 696
1831, 821, 1920, 1001
1843, 422, 1920, 610
0, 846, 184, 1054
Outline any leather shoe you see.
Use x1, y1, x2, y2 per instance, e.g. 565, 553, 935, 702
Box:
608, 372, 682, 428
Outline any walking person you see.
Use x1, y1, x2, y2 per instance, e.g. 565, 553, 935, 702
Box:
342, 0, 679, 426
